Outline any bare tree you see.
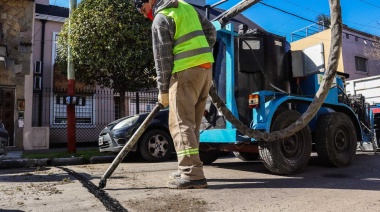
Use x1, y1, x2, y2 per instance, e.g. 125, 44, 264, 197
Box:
364, 36, 380, 62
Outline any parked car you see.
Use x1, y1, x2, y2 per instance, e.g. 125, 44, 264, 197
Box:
98, 109, 174, 162
0, 121, 9, 155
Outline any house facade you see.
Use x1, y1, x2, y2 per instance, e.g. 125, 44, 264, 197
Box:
0, 0, 34, 149
291, 26, 380, 80
31, 0, 121, 149
27, 0, 156, 149
0, 0, 115, 150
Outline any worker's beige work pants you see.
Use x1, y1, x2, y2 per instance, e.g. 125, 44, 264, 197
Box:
169, 66, 212, 181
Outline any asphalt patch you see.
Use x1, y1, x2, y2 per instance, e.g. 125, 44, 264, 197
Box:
58, 166, 127, 212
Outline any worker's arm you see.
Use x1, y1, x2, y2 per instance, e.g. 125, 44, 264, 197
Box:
197, 12, 216, 48
151, 14, 175, 93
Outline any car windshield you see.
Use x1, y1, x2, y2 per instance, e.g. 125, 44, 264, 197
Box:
112, 115, 139, 130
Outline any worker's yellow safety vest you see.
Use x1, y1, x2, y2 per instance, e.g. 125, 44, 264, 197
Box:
159, 1, 214, 73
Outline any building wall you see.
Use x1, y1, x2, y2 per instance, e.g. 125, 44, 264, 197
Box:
0, 0, 34, 148
32, 7, 119, 145
291, 28, 380, 81
341, 30, 380, 80
33, 19, 65, 88
290, 29, 345, 74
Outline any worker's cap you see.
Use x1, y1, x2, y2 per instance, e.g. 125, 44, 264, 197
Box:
134, 0, 149, 11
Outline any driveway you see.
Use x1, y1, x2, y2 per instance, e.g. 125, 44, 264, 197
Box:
1, 152, 380, 211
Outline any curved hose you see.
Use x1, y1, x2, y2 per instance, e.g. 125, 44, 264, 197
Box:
215, 0, 261, 28
209, 0, 342, 141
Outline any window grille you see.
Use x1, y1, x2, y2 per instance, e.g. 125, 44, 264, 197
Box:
53, 94, 94, 125
355, 56, 368, 73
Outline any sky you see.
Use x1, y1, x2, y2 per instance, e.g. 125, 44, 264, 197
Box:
50, 0, 380, 42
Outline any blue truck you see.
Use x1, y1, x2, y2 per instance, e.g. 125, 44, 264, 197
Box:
199, 0, 378, 175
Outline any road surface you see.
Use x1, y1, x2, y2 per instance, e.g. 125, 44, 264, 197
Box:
1, 152, 380, 211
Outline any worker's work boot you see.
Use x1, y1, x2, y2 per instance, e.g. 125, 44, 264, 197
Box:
167, 178, 207, 189
168, 170, 181, 180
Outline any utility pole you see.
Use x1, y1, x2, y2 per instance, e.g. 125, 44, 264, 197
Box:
67, 0, 77, 153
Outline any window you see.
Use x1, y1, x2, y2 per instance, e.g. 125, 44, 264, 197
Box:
355, 56, 368, 73
53, 94, 94, 126
52, 32, 59, 64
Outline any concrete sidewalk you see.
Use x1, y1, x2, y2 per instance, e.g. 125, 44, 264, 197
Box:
0, 147, 114, 169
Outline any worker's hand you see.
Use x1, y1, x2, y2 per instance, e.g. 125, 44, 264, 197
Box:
158, 92, 169, 108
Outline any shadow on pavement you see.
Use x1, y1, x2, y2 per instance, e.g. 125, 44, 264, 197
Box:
203, 153, 380, 191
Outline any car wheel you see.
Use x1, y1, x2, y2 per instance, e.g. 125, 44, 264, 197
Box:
139, 129, 173, 162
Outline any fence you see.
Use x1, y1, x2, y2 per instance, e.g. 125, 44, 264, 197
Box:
32, 87, 158, 145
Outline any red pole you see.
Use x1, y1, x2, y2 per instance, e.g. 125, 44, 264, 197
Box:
67, 0, 77, 153
67, 80, 76, 153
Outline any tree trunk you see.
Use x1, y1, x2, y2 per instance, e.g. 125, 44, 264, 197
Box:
118, 88, 126, 118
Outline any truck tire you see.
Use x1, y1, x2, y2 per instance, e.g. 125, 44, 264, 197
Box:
139, 129, 173, 162
233, 152, 259, 161
259, 110, 312, 175
315, 112, 357, 167
199, 148, 219, 165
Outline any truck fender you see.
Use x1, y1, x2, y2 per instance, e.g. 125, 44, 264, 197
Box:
254, 96, 363, 141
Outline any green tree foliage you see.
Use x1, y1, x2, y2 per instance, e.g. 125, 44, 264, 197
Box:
56, 0, 155, 117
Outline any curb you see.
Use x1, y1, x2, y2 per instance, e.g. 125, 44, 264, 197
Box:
89, 156, 116, 164
0, 156, 117, 169
0, 158, 51, 169
52, 157, 84, 166
0, 157, 83, 169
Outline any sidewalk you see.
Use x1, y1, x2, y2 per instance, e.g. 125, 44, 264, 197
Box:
0, 147, 115, 169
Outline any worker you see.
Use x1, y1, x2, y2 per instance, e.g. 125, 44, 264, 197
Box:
134, 0, 216, 189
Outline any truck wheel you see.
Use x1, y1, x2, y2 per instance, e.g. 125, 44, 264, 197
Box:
199, 147, 219, 165
233, 152, 259, 161
259, 110, 312, 175
315, 112, 357, 167
139, 129, 173, 162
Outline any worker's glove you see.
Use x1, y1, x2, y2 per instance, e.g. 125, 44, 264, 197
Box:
158, 92, 169, 108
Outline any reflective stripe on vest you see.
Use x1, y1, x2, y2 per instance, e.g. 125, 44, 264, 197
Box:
159, 1, 214, 73
174, 47, 211, 61
177, 148, 199, 157
173, 30, 205, 46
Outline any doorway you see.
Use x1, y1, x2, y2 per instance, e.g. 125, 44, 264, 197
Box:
0, 87, 15, 146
